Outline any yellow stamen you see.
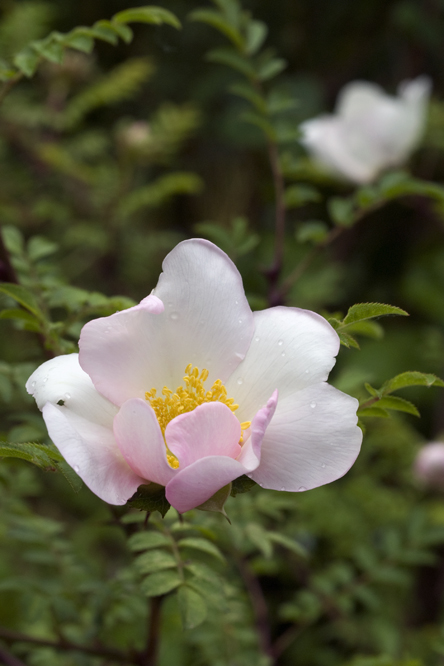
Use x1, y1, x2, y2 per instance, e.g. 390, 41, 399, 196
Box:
146, 365, 248, 467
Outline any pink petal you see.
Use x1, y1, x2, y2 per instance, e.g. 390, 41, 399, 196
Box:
113, 399, 177, 486
42, 403, 143, 505
165, 455, 249, 513
165, 402, 241, 468
79, 240, 254, 407
238, 390, 278, 470
226, 307, 340, 422
249, 383, 362, 492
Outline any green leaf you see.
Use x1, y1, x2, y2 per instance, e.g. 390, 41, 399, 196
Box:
343, 320, 384, 340
196, 484, 231, 521
177, 585, 207, 629
230, 474, 257, 496
189, 9, 243, 48
13, 47, 40, 77
112, 6, 181, 30
63, 28, 95, 53
285, 184, 321, 208
127, 483, 171, 518
135, 550, 177, 574
128, 531, 171, 552
256, 56, 287, 81
229, 82, 266, 113
141, 570, 182, 597
328, 197, 355, 226
0, 284, 42, 318
342, 303, 408, 326
376, 395, 420, 417
241, 111, 275, 139
178, 537, 226, 563
296, 221, 329, 244
381, 371, 444, 395
267, 532, 308, 558
56, 460, 83, 493
245, 523, 273, 558
90, 21, 120, 45
206, 46, 256, 78
0, 309, 41, 330
245, 19, 268, 55
0, 441, 54, 468
358, 406, 390, 418
338, 331, 360, 349
110, 22, 133, 43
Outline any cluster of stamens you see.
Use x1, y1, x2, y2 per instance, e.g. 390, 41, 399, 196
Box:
145, 364, 251, 468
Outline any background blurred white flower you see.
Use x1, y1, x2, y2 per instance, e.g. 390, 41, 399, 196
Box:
414, 441, 444, 490
300, 76, 431, 184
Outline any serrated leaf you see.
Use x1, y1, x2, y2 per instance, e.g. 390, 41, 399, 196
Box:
13, 47, 40, 77
135, 550, 177, 574
55, 460, 83, 493
241, 111, 275, 138
0, 284, 42, 318
245, 20, 268, 55
358, 406, 390, 418
296, 221, 329, 244
230, 474, 257, 496
206, 46, 256, 78
128, 531, 171, 552
189, 9, 243, 48
113, 7, 181, 30
178, 537, 225, 563
177, 585, 207, 629
0, 441, 53, 468
338, 331, 360, 349
32, 35, 65, 64
90, 21, 119, 44
127, 483, 171, 518
382, 371, 444, 395
343, 320, 384, 339
0, 309, 41, 330
141, 570, 182, 597
376, 395, 420, 416
342, 302, 408, 326
111, 22, 133, 43
365, 383, 379, 397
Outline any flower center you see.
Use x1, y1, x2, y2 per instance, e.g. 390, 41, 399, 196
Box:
145, 364, 251, 469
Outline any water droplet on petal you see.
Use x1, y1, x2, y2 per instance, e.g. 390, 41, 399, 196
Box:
255, 336, 260, 342
281, 352, 286, 357
73, 465, 80, 473
298, 486, 307, 492
31, 381, 36, 388
235, 352, 244, 360
43, 377, 48, 383
305, 369, 310, 374
170, 312, 179, 321
321, 463, 326, 469
278, 339, 283, 346
310, 402, 316, 409
280, 486, 286, 491
237, 378, 243, 385
64, 393, 71, 400
238, 319, 242, 324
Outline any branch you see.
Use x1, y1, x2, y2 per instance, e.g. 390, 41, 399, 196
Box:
0, 643, 28, 666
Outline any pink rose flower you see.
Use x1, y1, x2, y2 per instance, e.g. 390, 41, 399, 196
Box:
26, 240, 362, 513
300, 76, 431, 184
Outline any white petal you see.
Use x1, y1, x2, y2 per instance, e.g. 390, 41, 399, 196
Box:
226, 307, 339, 421
249, 383, 362, 491
26, 354, 117, 428
79, 239, 254, 406
42, 403, 143, 505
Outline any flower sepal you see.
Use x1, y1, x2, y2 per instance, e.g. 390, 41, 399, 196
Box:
127, 482, 171, 518
196, 483, 232, 522
230, 474, 257, 497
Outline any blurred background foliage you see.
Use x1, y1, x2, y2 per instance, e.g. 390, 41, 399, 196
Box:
1, 0, 444, 665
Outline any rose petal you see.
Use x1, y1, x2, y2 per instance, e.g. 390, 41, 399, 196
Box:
166, 402, 241, 468
249, 382, 362, 491
238, 390, 278, 470
79, 240, 254, 406
165, 455, 250, 513
226, 307, 339, 422
42, 402, 143, 505
26, 353, 117, 428
113, 398, 177, 486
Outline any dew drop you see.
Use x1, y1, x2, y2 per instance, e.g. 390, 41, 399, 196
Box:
43, 377, 48, 383
298, 486, 307, 492
238, 319, 242, 324
281, 352, 286, 357
280, 487, 286, 491
235, 300, 239, 305
305, 369, 310, 374
310, 402, 316, 409
235, 352, 244, 360
31, 381, 36, 388
73, 465, 80, 473
321, 463, 326, 469
170, 312, 179, 321
64, 393, 71, 400
254, 336, 260, 342
237, 378, 244, 385
278, 339, 283, 346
